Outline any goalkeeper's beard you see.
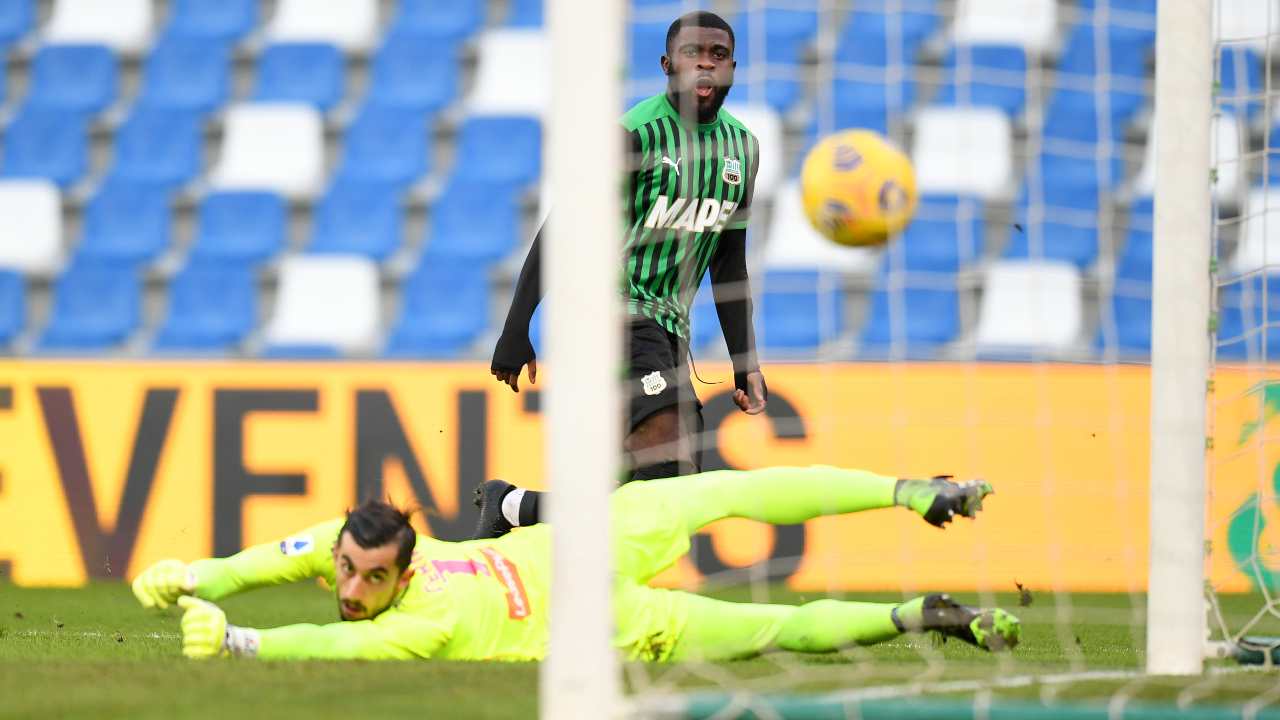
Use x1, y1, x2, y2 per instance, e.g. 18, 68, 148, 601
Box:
669, 84, 731, 124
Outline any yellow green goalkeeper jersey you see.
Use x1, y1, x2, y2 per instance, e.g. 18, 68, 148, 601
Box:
187, 519, 554, 661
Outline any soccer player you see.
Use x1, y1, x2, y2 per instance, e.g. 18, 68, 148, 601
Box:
132, 468, 1020, 661
490, 11, 766, 514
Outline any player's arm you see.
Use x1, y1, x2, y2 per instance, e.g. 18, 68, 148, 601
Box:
132, 519, 342, 608
491, 223, 543, 392
175, 596, 452, 660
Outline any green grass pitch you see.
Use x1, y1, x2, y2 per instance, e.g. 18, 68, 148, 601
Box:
1, 582, 1278, 719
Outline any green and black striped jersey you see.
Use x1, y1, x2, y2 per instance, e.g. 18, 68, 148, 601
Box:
621, 93, 759, 339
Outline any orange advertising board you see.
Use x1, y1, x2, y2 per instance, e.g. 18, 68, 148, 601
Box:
0, 361, 1277, 594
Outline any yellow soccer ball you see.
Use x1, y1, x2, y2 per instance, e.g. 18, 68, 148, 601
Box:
800, 129, 918, 247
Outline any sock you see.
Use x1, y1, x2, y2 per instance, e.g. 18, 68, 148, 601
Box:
501, 489, 525, 527
775, 600, 901, 652
631, 460, 682, 482
518, 489, 541, 526
890, 596, 926, 632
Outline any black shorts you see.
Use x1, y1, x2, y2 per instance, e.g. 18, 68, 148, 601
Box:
627, 316, 703, 446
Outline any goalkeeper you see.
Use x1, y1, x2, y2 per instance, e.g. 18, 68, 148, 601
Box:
133, 467, 1020, 661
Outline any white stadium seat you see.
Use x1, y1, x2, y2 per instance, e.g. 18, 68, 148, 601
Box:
1217, 0, 1280, 52
264, 255, 381, 353
266, 0, 379, 52
1135, 114, 1242, 205
722, 103, 783, 204
763, 181, 879, 274
210, 104, 325, 199
1231, 188, 1280, 274
911, 106, 1013, 200
0, 180, 62, 275
975, 260, 1083, 351
44, 0, 152, 53
953, 0, 1058, 55
468, 30, 550, 116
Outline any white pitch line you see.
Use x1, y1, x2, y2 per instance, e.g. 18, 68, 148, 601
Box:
9, 630, 179, 640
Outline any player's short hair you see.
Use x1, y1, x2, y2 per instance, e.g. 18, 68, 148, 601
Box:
339, 499, 416, 573
665, 11, 735, 56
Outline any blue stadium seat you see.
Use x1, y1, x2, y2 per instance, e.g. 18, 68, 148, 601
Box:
1219, 47, 1263, 119
0, 0, 32, 50
451, 115, 542, 190
137, 34, 231, 114
252, 43, 345, 112
108, 108, 203, 189
0, 270, 24, 346
1, 107, 87, 187
934, 45, 1027, 116
1056, 23, 1152, 80
39, 263, 141, 351
507, 0, 542, 27
189, 192, 286, 265
808, 76, 916, 139
367, 35, 458, 114
1042, 89, 1143, 143
336, 105, 431, 187
166, 0, 257, 43
153, 262, 257, 352
27, 44, 118, 115
76, 183, 172, 266
1098, 292, 1151, 357
731, 10, 816, 112
882, 195, 983, 273
385, 258, 490, 358
309, 180, 404, 261
859, 273, 961, 357
1027, 152, 1126, 210
424, 182, 521, 262
760, 270, 844, 353
259, 344, 343, 359
1115, 197, 1153, 283
389, 0, 484, 44
1002, 215, 1099, 269
835, 5, 939, 67
627, 22, 668, 82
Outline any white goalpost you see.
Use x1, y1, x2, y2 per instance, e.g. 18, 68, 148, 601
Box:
541, 0, 625, 717
1146, 0, 1213, 677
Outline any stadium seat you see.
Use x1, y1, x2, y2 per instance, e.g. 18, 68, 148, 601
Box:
1002, 212, 1099, 269
759, 269, 845, 353
309, 180, 404, 261
108, 108, 203, 189
731, 9, 816, 112
152, 262, 257, 352
1029, 152, 1126, 210
1041, 89, 1143, 144
1115, 197, 1154, 283
506, 0, 543, 28
1, 107, 87, 188
0, 270, 24, 346
209, 104, 325, 199
1098, 291, 1152, 357
0, 0, 33, 50
265, 0, 378, 52
188, 192, 287, 265
722, 103, 782, 202
44, 0, 152, 53
858, 273, 962, 357
912, 106, 1013, 200
952, 0, 1057, 55
137, 34, 232, 114
1055, 22, 1152, 82
76, 183, 172, 267
366, 35, 459, 114
762, 182, 878, 275
1217, 0, 1280, 52
336, 105, 431, 187
1217, 47, 1263, 120
253, 43, 345, 112
808, 75, 916, 140
450, 115, 542, 190
835, 4, 941, 67
933, 44, 1028, 116
468, 30, 550, 116
1231, 188, 1280, 274
27, 44, 118, 116
0, 179, 62, 275
626, 21, 668, 99
186, 192, 288, 265
881, 195, 983, 273
259, 344, 344, 359
38, 263, 141, 351
974, 260, 1083, 353
424, 182, 521, 262
165, 0, 257, 43
385, 258, 491, 357
1135, 114, 1241, 204
389, 0, 485, 44
264, 255, 381, 354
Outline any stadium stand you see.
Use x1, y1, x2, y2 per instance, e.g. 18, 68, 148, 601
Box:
0, 179, 62, 275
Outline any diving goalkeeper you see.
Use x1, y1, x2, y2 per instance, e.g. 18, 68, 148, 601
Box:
132, 468, 1020, 661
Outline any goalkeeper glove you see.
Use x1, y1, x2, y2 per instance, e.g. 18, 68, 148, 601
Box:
895, 476, 994, 528
176, 596, 260, 659
131, 559, 195, 609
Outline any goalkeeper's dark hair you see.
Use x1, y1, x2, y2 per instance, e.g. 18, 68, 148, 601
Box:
665, 11, 735, 56
340, 499, 416, 572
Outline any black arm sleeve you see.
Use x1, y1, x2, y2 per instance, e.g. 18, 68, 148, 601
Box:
491, 224, 544, 373
709, 227, 764, 396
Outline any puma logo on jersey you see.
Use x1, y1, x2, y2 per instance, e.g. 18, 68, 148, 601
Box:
644, 196, 739, 233
661, 155, 682, 176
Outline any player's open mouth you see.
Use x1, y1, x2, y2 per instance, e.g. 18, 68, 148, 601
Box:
695, 76, 715, 98
341, 602, 363, 618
